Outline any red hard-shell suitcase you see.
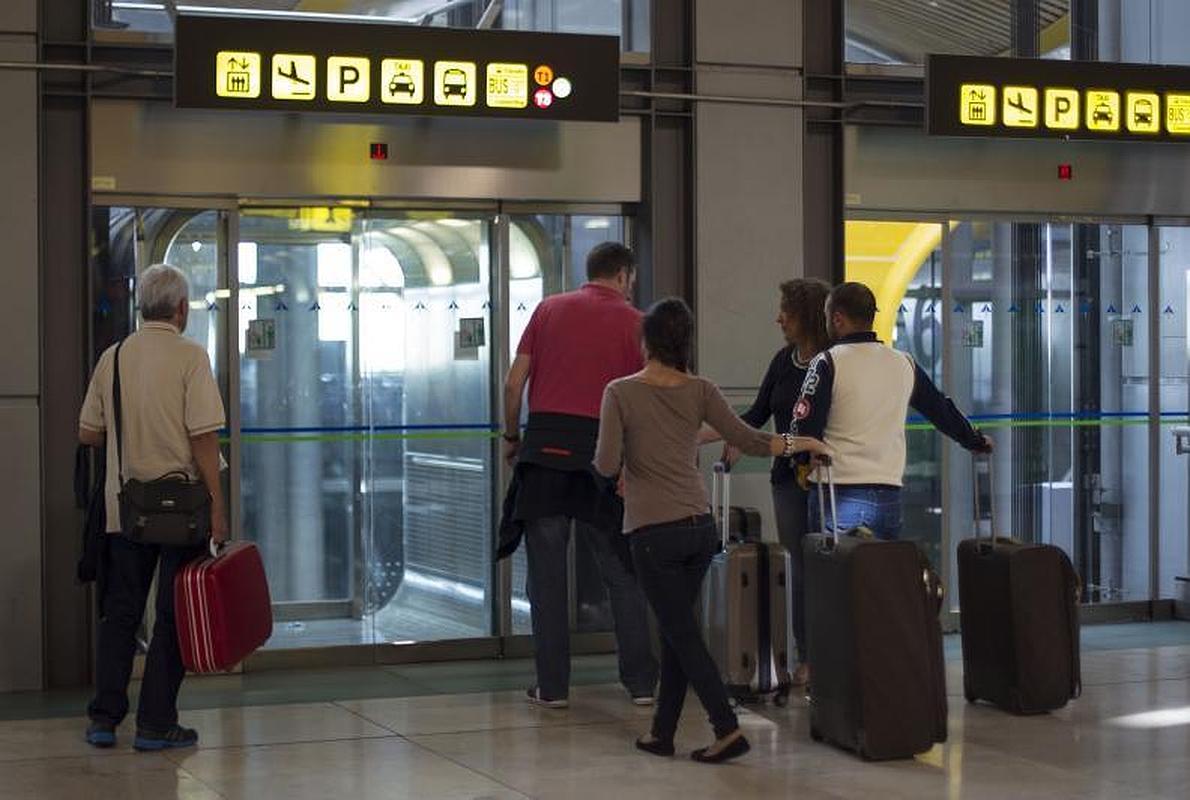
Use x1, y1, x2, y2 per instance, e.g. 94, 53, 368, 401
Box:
176, 541, 273, 673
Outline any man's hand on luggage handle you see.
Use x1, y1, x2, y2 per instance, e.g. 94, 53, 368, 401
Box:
801, 438, 832, 460
978, 434, 995, 454
210, 502, 230, 544
503, 437, 521, 466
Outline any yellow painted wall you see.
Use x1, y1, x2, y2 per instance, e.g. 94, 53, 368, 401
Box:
844, 221, 947, 342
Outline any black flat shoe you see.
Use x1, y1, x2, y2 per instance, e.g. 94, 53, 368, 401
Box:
635, 736, 675, 757
691, 734, 751, 764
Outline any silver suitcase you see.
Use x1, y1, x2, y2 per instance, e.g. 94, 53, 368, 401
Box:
700, 463, 793, 704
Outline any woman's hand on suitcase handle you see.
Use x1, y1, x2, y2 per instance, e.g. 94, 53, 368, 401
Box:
720, 443, 743, 468
769, 435, 833, 460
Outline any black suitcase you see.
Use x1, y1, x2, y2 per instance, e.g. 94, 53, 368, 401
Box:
804, 466, 947, 760
958, 454, 1081, 714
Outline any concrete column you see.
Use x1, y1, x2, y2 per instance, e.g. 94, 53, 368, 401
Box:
0, 0, 42, 692
693, 0, 804, 533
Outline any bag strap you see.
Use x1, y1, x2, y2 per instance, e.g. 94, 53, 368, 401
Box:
113, 339, 126, 484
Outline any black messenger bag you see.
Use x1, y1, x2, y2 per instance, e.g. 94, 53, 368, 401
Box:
113, 340, 211, 547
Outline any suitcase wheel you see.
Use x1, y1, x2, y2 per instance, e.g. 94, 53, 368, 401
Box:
856, 732, 873, 761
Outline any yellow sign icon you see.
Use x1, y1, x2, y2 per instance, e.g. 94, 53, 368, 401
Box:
486, 63, 529, 109
959, 84, 995, 126
1002, 86, 1038, 128
216, 51, 261, 99
1166, 93, 1190, 134
1085, 89, 1120, 131
1044, 88, 1080, 130
435, 61, 476, 107
1126, 92, 1160, 133
271, 54, 317, 101
327, 56, 371, 103
534, 65, 554, 87
381, 59, 424, 105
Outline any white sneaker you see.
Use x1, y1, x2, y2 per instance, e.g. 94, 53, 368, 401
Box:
629, 691, 656, 707
526, 687, 569, 709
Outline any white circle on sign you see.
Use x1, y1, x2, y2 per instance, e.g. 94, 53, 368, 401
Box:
552, 77, 573, 99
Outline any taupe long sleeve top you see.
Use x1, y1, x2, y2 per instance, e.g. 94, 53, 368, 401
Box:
594, 375, 773, 533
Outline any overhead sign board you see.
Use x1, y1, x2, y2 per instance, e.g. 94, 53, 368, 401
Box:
928, 54, 1190, 142
175, 14, 619, 122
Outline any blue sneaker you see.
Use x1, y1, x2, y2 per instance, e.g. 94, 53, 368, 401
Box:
133, 725, 198, 752
85, 721, 116, 749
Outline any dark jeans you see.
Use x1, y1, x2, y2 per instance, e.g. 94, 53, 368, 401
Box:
88, 535, 204, 732
772, 480, 810, 664
630, 521, 738, 741
525, 516, 658, 699
809, 484, 903, 542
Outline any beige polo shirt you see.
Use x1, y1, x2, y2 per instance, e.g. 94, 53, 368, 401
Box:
80, 322, 226, 533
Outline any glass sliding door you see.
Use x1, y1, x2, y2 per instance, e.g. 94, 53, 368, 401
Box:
1157, 225, 1190, 603
506, 213, 633, 637
944, 220, 1152, 606
360, 214, 495, 643
846, 216, 1157, 611
237, 209, 366, 647
237, 208, 498, 648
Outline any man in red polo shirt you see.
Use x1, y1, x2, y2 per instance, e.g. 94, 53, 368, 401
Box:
501, 242, 658, 709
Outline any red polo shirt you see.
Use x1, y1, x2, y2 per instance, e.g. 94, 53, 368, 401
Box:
517, 283, 644, 419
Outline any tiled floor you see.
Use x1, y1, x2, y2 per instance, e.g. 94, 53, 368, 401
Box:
2, 623, 1189, 799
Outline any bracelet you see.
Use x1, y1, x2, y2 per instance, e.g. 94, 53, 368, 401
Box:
781, 433, 797, 458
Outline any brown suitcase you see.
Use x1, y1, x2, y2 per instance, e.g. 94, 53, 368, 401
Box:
804, 464, 947, 759
959, 454, 1081, 714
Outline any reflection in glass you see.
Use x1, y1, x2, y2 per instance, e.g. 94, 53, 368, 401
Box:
101, 1, 651, 52
845, 1, 1071, 65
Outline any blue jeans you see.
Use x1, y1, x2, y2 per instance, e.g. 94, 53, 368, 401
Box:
808, 484, 903, 542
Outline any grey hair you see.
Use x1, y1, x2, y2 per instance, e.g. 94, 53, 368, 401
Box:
137, 264, 190, 322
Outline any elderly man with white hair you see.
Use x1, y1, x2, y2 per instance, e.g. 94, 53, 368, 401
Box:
78, 264, 228, 752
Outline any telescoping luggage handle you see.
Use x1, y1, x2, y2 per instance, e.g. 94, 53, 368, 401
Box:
972, 452, 1000, 547
712, 461, 732, 549
814, 456, 841, 544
